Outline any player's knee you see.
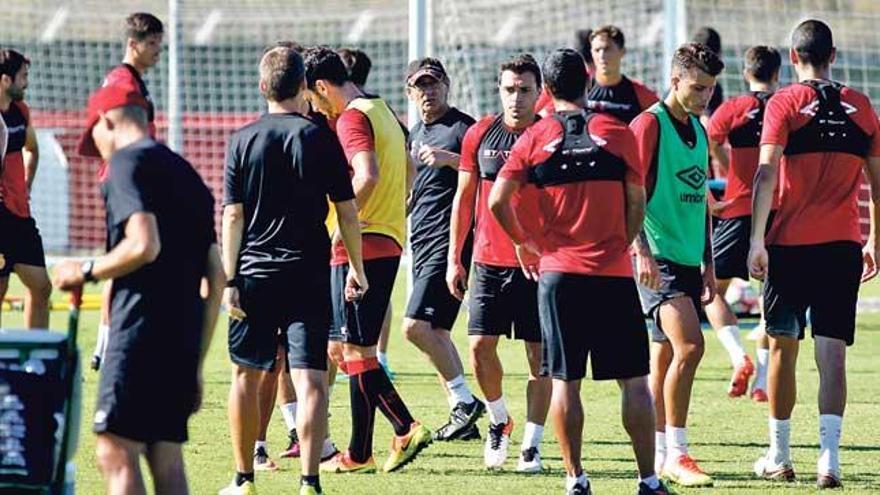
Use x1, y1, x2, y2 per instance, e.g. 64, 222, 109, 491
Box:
149, 454, 185, 483
402, 319, 429, 343
28, 276, 52, 301
95, 438, 136, 474
470, 337, 496, 362
231, 364, 261, 389
677, 339, 705, 365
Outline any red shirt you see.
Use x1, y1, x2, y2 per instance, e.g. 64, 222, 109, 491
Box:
761, 82, 880, 246
460, 115, 538, 267
499, 112, 642, 276
0, 101, 30, 217
630, 106, 707, 192
709, 93, 773, 218
331, 107, 402, 265
98, 65, 158, 182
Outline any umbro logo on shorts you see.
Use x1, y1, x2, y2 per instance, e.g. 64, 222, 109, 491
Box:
424, 307, 435, 316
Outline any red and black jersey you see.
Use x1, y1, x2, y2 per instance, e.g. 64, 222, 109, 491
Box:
460, 114, 538, 267
535, 74, 657, 124
587, 76, 659, 124
499, 111, 642, 276
761, 80, 880, 246
0, 100, 31, 217
708, 91, 774, 218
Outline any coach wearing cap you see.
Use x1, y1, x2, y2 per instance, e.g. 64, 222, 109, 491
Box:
53, 85, 224, 494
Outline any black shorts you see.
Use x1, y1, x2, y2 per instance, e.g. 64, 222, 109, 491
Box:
406, 263, 466, 331
468, 263, 540, 342
538, 272, 649, 381
0, 206, 46, 277
228, 268, 331, 371
636, 258, 703, 343
94, 347, 198, 443
712, 212, 776, 281
764, 241, 862, 345
330, 256, 399, 347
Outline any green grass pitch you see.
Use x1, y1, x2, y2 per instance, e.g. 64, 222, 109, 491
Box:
3, 273, 880, 494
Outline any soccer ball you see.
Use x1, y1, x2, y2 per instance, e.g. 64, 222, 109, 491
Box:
724, 280, 760, 315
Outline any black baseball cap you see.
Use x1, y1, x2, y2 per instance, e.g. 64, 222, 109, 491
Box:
406, 57, 449, 85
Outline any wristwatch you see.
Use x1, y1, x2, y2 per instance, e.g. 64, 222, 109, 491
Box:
81, 259, 96, 283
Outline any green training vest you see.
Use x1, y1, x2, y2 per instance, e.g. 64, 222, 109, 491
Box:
644, 103, 708, 267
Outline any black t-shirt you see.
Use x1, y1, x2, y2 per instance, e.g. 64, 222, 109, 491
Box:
224, 112, 354, 277
408, 107, 475, 273
101, 138, 215, 362
587, 75, 646, 124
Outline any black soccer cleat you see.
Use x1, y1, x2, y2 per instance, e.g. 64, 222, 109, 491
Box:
637, 480, 675, 494
568, 481, 592, 495
432, 399, 486, 441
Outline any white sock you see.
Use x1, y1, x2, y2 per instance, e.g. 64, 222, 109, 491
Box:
486, 397, 509, 425
321, 437, 336, 457
522, 422, 544, 450
818, 414, 842, 476
717, 325, 746, 366
280, 402, 297, 432
446, 375, 475, 406
565, 472, 588, 491
666, 426, 688, 458
254, 440, 267, 454
655, 431, 667, 463
378, 351, 389, 367
640, 474, 661, 489
754, 348, 769, 390
768, 417, 791, 465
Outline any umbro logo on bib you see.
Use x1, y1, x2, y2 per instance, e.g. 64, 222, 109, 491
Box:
675, 166, 706, 190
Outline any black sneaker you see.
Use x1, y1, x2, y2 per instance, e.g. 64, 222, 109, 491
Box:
637, 480, 674, 494
458, 424, 481, 441
568, 481, 592, 495
432, 399, 486, 441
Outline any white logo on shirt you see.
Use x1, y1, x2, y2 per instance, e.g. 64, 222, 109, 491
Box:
589, 134, 607, 146
799, 100, 859, 117
542, 137, 562, 153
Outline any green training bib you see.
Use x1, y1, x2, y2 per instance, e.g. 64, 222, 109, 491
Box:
644, 102, 708, 267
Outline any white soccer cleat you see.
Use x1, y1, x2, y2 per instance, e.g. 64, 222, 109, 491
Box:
484, 419, 514, 469
516, 446, 543, 473
753, 451, 796, 482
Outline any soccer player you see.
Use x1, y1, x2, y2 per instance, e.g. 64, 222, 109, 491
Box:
490, 47, 670, 495
749, 20, 880, 489
535, 29, 594, 117
705, 45, 782, 400
54, 84, 223, 495
403, 57, 484, 442
337, 46, 397, 378
588, 25, 659, 124
630, 42, 724, 487
93, 12, 164, 369
448, 54, 551, 471
221, 46, 366, 495
303, 46, 432, 474
0, 49, 51, 330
